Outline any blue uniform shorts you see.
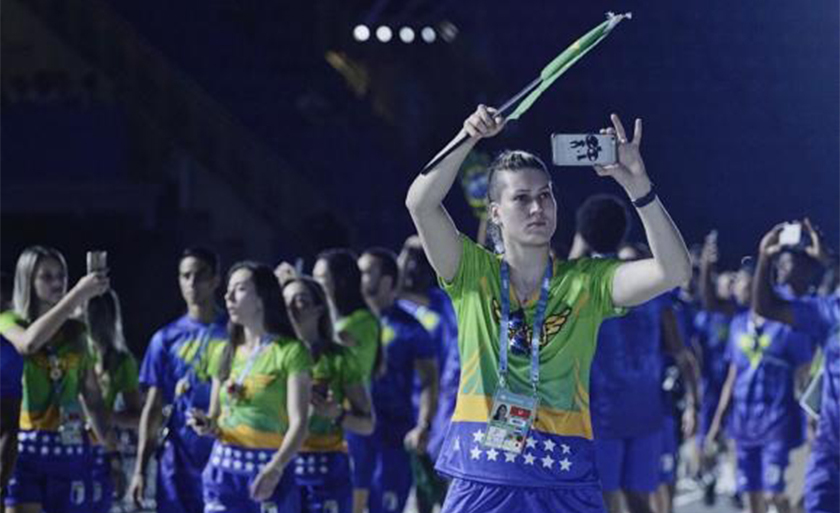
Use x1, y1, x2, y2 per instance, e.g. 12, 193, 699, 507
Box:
4, 431, 91, 513
202, 443, 299, 513
294, 452, 353, 513
659, 416, 678, 485
369, 442, 412, 513
441, 477, 605, 513
803, 445, 839, 513
735, 440, 789, 493
157, 433, 211, 513
346, 432, 375, 489
88, 446, 114, 513
594, 430, 662, 493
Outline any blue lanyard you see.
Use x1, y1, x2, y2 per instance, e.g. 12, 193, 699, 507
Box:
235, 337, 272, 387
499, 260, 552, 394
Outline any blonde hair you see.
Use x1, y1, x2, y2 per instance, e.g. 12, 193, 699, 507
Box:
13, 246, 68, 322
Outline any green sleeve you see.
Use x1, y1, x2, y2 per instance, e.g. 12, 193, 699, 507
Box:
438, 234, 496, 301
115, 352, 140, 394
205, 342, 228, 379
576, 258, 626, 319
0, 311, 22, 334
341, 351, 364, 387
284, 340, 314, 376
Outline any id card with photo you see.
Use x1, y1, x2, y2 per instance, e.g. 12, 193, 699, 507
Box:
483, 387, 538, 454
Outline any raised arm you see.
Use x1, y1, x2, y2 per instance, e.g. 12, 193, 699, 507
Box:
752, 224, 793, 324
3, 272, 108, 355
406, 105, 505, 282
600, 115, 692, 307
697, 231, 735, 315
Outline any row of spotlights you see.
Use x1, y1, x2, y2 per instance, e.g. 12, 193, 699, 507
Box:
353, 25, 450, 43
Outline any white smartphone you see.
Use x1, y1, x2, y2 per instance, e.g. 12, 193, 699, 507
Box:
551, 133, 617, 167
86, 251, 108, 273
779, 223, 802, 247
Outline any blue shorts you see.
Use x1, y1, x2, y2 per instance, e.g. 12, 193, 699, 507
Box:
369, 442, 412, 513
346, 432, 375, 489
88, 446, 114, 513
157, 434, 210, 513
4, 431, 91, 512
803, 445, 839, 513
203, 443, 299, 513
441, 477, 605, 513
294, 451, 352, 513
659, 416, 677, 485
735, 440, 789, 493
594, 430, 662, 493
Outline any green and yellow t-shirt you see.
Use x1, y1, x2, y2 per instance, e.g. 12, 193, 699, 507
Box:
335, 309, 380, 381
301, 346, 364, 452
208, 337, 313, 449
435, 235, 623, 488
90, 347, 140, 412
0, 311, 91, 432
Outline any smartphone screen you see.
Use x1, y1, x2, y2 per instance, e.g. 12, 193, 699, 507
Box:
551, 133, 617, 167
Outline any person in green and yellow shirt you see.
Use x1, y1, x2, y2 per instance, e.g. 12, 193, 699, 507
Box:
283, 276, 374, 513
190, 262, 312, 513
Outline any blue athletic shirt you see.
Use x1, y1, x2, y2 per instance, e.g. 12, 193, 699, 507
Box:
694, 309, 734, 402
790, 295, 840, 455
725, 311, 814, 448
427, 287, 460, 461
138, 313, 228, 451
0, 312, 24, 399
371, 303, 436, 446
590, 294, 670, 439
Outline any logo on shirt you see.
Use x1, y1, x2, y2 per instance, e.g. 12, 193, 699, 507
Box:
491, 299, 572, 353
738, 333, 772, 368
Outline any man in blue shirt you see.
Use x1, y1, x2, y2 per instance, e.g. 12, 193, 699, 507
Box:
573, 196, 698, 513
359, 248, 439, 513
128, 248, 228, 513
398, 236, 459, 513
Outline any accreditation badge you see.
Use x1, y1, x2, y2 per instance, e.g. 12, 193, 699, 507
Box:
483, 387, 538, 454
59, 410, 85, 445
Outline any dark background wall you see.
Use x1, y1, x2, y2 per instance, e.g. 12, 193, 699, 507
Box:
2, 0, 837, 354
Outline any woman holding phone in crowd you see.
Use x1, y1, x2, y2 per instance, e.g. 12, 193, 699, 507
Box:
0, 246, 116, 513
190, 262, 312, 513
282, 276, 375, 513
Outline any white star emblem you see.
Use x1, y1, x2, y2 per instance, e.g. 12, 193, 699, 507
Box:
525, 437, 537, 449
541, 455, 555, 469
504, 452, 518, 463
543, 439, 556, 452
472, 430, 485, 443
486, 448, 499, 461
560, 458, 572, 471
524, 453, 535, 465
453, 437, 461, 451
561, 444, 571, 454
470, 447, 483, 460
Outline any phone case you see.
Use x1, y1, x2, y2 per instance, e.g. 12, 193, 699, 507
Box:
551, 133, 617, 166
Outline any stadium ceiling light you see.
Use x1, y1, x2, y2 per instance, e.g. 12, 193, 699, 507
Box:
353, 25, 371, 42
440, 21, 458, 42
399, 27, 415, 43
420, 26, 436, 43
375, 26, 393, 43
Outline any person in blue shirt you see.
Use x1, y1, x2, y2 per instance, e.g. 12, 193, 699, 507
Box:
752, 219, 839, 513
706, 240, 817, 513
398, 236, 459, 513
573, 196, 697, 513
358, 248, 439, 513
128, 248, 228, 513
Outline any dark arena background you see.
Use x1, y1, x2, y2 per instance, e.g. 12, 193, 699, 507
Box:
2, 5, 839, 505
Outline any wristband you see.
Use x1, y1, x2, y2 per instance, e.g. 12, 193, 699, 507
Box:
632, 185, 657, 209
